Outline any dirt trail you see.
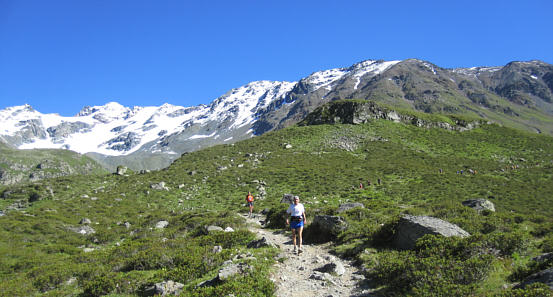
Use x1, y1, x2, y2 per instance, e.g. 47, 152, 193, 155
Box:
244, 213, 373, 297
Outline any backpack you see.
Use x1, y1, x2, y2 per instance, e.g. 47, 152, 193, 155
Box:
247, 195, 254, 202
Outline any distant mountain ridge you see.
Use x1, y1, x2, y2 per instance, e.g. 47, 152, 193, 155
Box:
1, 59, 552, 170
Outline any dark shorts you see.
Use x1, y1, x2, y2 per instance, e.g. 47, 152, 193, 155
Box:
247, 202, 254, 207
290, 220, 304, 229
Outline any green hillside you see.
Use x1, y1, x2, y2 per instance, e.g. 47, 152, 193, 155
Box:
1, 109, 552, 296
0, 145, 107, 185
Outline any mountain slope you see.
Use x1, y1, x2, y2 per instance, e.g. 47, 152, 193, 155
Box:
254, 59, 553, 135
1, 59, 552, 171
1, 104, 552, 296
0, 144, 107, 185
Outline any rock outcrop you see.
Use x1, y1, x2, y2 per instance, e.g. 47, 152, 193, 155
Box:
143, 280, 184, 296
515, 268, 553, 290
280, 194, 295, 204
247, 236, 278, 249
393, 215, 470, 250
462, 199, 496, 212
307, 215, 348, 243
300, 100, 485, 132
337, 202, 365, 213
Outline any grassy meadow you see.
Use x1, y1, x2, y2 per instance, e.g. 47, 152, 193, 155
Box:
1, 113, 553, 296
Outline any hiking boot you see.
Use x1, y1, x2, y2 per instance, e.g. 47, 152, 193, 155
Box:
293, 246, 297, 254
298, 248, 303, 254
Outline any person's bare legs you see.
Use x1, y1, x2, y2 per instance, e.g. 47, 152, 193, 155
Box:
291, 228, 297, 251
297, 226, 303, 252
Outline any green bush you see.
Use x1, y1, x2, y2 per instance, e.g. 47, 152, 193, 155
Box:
366, 235, 495, 294
497, 283, 553, 297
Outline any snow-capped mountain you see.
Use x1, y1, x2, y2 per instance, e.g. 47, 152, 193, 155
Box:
0, 80, 295, 167
1, 59, 552, 170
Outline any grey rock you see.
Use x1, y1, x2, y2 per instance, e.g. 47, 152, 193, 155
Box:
247, 237, 277, 248
280, 193, 295, 204
393, 215, 470, 250
144, 280, 184, 296
155, 220, 169, 229
310, 271, 332, 281
196, 277, 219, 288
69, 225, 96, 235
462, 199, 495, 212
224, 227, 235, 232
316, 262, 346, 276
105, 132, 141, 152
218, 263, 252, 281
151, 181, 169, 191
206, 225, 224, 232
47, 121, 90, 141
309, 215, 348, 243
532, 253, 553, 263
515, 267, 553, 290
115, 165, 127, 176
212, 245, 223, 253
0, 210, 4, 216
337, 202, 365, 213
79, 218, 92, 225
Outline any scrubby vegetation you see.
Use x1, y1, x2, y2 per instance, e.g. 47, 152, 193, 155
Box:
1, 104, 553, 296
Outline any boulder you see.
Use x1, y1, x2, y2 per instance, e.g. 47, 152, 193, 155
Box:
532, 252, 553, 263
115, 165, 127, 176
307, 215, 348, 243
69, 225, 96, 235
247, 237, 278, 248
515, 268, 553, 290
280, 194, 295, 204
310, 271, 332, 281
206, 225, 224, 233
218, 263, 252, 281
143, 280, 184, 296
393, 215, 470, 250
155, 220, 169, 229
337, 202, 364, 213
462, 199, 495, 212
224, 227, 234, 232
151, 182, 169, 191
316, 261, 346, 276
212, 245, 223, 253
79, 218, 92, 225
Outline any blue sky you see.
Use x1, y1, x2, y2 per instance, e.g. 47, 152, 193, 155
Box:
1, 0, 552, 116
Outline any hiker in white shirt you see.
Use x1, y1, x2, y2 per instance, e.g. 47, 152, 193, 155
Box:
286, 196, 307, 254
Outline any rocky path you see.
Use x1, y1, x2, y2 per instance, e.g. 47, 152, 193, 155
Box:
244, 213, 373, 297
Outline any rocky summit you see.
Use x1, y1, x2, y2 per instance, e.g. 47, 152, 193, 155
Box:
1, 59, 552, 171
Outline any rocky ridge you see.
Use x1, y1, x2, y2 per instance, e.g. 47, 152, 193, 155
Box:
1, 59, 552, 171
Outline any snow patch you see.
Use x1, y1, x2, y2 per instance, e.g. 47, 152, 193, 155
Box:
350, 60, 400, 89
188, 132, 216, 140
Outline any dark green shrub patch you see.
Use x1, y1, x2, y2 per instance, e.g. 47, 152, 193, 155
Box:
509, 255, 553, 283
365, 235, 495, 295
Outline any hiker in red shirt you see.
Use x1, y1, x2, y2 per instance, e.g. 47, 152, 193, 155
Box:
246, 191, 254, 217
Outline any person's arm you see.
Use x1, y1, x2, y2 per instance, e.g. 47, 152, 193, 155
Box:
302, 211, 306, 224
286, 206, 290, 225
